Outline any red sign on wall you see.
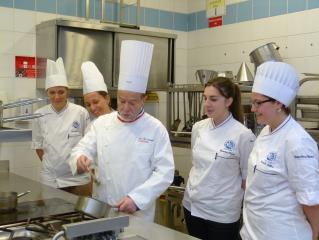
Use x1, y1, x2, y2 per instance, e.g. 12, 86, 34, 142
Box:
15, 56, 36, 78
208, 16, 223, 28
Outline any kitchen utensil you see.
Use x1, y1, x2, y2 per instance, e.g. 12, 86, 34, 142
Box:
236, 62, 254, 85
86, 166, 100, 186
172, 92, 181, 131
0, 190, 31, 213
74, 196, 114, 218
249, 42, 283, 71
195, 70, 217, 86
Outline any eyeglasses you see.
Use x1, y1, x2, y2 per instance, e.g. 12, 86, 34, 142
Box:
251, 99, 274, 108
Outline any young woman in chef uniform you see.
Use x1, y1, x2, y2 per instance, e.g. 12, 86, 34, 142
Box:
69, 40, 174, 222
81, 61, 112, 120
240, 62, 319, 240
32, 58, 91, 195
80, 61, 113, 196
183, 77, 256, 240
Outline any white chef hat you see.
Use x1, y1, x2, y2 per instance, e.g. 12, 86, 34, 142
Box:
118, 40, 154, 93
45, 57, 68, 90
252, 61, 299, 106
81, 61, 108, 95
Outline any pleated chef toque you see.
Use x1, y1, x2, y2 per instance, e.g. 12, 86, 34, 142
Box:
45, 57, 68, 90
252, 61, 299, 106
81, 61, 108, 95
118, 40, 154, 93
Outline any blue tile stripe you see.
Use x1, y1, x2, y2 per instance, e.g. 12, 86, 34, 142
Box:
0, 0, 319, 32
15, 0, 35, 11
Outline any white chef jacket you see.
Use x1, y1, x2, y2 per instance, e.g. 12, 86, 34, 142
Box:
69, 111, 175, 221
241, 115, 319, 240
32, 102, 91, 188
183, 114, 255, 223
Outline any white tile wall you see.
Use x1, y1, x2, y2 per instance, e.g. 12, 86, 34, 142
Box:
0, 7, 14, 31
14, 9, 36, 34
0, 31, 15, 54
14, 32, 36, 56
1, 2, 319, 182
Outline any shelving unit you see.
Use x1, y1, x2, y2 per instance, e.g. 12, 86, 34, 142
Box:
295, 76, 319, 143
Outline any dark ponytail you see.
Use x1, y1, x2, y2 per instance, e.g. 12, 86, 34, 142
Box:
205, 77, 244, 123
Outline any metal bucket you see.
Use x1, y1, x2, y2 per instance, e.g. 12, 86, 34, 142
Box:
249, 42, 283, 70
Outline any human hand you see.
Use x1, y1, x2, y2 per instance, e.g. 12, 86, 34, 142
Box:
116, 196, 138, 214
76, 155, 91, 174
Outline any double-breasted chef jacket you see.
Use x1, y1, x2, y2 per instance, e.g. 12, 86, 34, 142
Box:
32, 102, 90, 188
241, 115, 319, 240
69, 111, 175, 221
183, 114, 256, 223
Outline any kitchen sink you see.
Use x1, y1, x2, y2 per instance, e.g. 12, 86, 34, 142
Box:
0, 127, 32, 142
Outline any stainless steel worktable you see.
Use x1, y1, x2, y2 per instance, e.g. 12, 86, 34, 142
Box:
0, 172, 197, 240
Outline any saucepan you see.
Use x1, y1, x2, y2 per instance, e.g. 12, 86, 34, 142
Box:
74, 196, 116, 219
0, 190, 31, 213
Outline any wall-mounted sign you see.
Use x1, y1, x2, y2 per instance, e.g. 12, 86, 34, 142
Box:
206, 0, 225, 18
208, 16, 223, 28
15, 56, 36, 78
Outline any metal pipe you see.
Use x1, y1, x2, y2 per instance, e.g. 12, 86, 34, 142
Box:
101, 0, 105, 21
1, 98, 45, 110
85, 0, 90, 20
1, 113, 47, 123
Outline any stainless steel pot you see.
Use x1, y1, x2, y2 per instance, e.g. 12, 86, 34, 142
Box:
74, 196, 110, 218
0, 190, 31, 213
249, 42, 283, 70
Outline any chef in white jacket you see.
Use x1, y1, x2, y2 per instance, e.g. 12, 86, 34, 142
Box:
241, 62, 319, 240
69, 40, 175, 221
32, 58, 91, 195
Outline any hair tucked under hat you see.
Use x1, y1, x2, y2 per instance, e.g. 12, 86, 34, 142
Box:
252, 62, 300, 106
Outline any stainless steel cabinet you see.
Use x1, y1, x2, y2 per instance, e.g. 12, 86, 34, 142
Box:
36, 19, 176, 92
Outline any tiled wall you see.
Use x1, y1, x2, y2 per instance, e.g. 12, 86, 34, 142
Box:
1, 0, 319, 182
1, 0, 319, 32
0, 0, 190, 181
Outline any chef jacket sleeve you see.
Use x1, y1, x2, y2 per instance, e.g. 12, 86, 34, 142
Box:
128, 127, 175, 210
238, 130, 256, 180
286, 137, 319, 206
31, 114, 43, 149
68, 121, 98, 176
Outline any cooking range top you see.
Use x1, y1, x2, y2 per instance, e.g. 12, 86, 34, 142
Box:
0, 199, 130, 240
0, 198, 75, 226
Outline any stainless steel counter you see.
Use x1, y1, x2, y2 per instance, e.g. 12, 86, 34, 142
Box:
0, 172, 198, 240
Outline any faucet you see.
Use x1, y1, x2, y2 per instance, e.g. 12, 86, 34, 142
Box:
0, 98, 46, 127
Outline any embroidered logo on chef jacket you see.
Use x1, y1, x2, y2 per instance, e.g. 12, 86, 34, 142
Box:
137, 137, 154, 143
72, 120, 80, 129
224, 140, 235, 152
261, 152, 277, 168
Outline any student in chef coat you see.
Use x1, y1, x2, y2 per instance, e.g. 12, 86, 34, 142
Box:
240, 62, 319, 240
183, 77, 256, 240
81, 61, 112, 120
69, 40, 175, 221
81, 61, 113, 196
32, 58, 91, 195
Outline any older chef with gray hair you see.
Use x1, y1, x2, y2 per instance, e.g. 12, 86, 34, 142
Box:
240, 62, 319, 240
32, 58, 91, 195
69, 40, 175, 221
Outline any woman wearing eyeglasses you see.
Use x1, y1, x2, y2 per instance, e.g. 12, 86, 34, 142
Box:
240, 62, 319, 240
183, 77, 256, 240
